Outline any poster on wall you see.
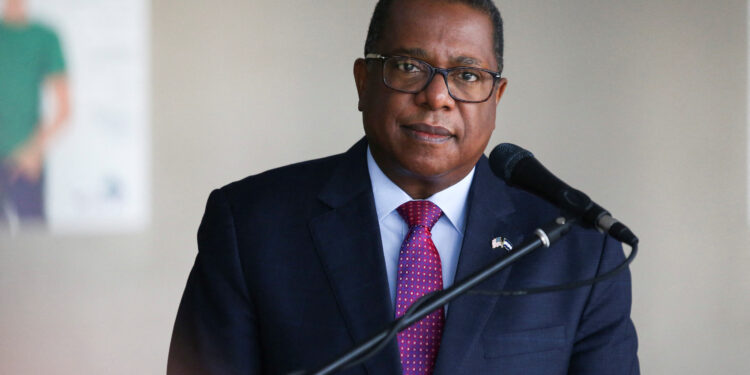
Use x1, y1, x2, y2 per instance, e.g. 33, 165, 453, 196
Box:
0, 0, 149, 234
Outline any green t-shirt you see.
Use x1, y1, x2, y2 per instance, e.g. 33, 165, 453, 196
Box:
0, 20, 66, 158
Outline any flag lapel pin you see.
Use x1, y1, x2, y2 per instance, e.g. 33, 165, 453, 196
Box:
491, 236, 513, 251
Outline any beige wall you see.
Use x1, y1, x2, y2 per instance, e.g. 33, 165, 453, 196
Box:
1, 0, 748, 373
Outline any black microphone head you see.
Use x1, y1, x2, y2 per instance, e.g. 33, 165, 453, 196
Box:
489, 143, 534, 182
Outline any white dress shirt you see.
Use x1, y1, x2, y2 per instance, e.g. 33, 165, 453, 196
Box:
366, 147, 475, 310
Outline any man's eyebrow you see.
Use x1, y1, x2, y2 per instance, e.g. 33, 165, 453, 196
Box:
389, 48, 486, 68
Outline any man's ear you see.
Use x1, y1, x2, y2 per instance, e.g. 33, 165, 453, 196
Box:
353, 58, 368, 111
494, 77, 508, 105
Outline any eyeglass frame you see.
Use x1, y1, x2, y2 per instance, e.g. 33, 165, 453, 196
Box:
364, 53, 503, 103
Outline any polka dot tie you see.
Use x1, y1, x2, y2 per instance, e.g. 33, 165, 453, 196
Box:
395, 200, 444, 375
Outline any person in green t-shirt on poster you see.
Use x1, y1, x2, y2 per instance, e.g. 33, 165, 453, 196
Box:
0, 0, 70, 224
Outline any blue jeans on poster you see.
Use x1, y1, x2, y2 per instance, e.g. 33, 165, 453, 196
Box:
0, 161, 45, 222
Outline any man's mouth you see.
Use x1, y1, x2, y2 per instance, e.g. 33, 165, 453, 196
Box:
401, 123, 454, 143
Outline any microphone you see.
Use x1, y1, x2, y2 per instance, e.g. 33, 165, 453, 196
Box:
489, 143, 638, 247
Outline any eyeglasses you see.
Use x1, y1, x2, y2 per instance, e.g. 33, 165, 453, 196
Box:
365, 53, 502, 103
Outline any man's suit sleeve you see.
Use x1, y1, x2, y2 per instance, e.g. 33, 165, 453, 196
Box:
167, 188, 261, 374
568, 235, 640, 374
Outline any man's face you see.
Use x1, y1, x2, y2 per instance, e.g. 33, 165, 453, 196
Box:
355, 0, 507, 194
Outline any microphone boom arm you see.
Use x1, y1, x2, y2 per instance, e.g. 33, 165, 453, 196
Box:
292, 215, 577, 375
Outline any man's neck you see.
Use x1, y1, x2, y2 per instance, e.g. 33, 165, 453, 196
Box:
392, 177, 461, 200
369, 151, 477, 199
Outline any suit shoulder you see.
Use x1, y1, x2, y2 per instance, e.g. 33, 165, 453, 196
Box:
214, 152, 345, 209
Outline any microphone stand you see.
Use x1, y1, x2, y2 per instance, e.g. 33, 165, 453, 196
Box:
292, 215, 577, 375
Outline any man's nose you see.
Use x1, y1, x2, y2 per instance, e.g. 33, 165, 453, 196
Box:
415, 72, 456, 110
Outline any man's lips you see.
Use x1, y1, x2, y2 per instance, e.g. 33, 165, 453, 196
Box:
401, 123, 453, 142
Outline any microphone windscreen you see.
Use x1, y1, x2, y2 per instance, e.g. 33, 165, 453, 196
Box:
489, 143, 534, 182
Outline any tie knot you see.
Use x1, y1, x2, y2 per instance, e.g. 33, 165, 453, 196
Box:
397, 200, 442, 230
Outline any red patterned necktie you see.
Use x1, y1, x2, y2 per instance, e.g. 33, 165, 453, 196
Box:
395, 200, 445, 375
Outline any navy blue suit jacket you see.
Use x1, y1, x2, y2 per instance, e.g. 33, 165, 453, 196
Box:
168, 139, 639, 374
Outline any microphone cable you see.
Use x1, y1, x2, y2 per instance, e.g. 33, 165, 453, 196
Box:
469, 240, 637, 296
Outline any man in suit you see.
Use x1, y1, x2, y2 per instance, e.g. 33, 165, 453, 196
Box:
168, 0, 639, 374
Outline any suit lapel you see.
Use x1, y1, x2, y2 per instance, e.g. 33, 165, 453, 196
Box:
433, 157, 525, 375
308, 139, 401, 375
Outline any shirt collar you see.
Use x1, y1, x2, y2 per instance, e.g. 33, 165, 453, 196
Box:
367, 146, 474, 234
